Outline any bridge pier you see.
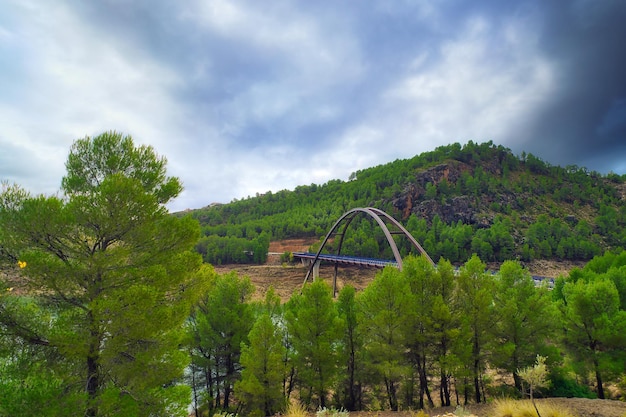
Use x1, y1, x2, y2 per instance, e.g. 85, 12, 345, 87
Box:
312, 260, 320, 280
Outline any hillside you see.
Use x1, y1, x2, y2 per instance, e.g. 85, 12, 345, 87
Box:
183, 141, 626, 268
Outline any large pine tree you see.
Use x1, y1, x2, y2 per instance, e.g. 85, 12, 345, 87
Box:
0, 131, 206, 416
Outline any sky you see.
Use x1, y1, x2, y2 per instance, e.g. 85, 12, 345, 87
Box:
1, 0, 626, 212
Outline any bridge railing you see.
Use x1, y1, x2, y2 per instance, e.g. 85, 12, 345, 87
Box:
292, 251, 399, 269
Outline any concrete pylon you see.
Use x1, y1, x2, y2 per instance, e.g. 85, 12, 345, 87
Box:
312, 260, 320, 279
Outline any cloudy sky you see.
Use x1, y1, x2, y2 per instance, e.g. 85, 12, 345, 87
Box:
1, 0, 625, 212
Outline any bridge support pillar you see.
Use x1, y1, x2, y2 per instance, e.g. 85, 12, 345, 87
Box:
312, 261, 320, 280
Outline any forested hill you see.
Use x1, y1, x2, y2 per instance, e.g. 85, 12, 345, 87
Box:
181, 141, 626, 266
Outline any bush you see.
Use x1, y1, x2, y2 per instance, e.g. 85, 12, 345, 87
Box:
546, 370, 596, 399
316, 407, 349, 417
280, 251, 294, 264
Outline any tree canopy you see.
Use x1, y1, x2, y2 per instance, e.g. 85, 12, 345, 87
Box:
0, 131, 206, 417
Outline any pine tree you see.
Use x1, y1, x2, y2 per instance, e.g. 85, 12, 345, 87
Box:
492, 260, 558, 393
455, 255, 495, 404
358, 266, 412, 411
235, 313, 286, 417
285, 279, 342, 409
188, 271, 254, 413
0, 132, 206, 416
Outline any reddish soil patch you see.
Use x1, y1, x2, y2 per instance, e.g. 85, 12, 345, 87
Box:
268, 238, 318, 254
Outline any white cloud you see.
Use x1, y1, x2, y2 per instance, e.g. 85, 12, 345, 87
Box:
381, 14, 555, 153
0, 0, 188, 197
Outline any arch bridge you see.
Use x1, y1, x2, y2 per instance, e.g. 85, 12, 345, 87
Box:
296, 207, 434, 296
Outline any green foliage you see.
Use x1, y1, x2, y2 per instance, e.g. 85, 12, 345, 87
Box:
235, 313, 286, 417
196, 233, 270, 264
456, 255, 495, 404
0, 131, 205, 416
558, 270, 626, 399
280, 251, 294, 264
335, 285, 364, 411
357, 266, 413, 411
285, 279, 343, 409
519, 355, 549, 394
0, 333, 82, 417
188, 271, 254, 414
184, 253, 625, 411
546, 368, 596, 399
401, 255, 440, 408
491, 260, 559, 393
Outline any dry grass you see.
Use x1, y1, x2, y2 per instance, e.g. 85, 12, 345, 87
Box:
492, 398, 576, 417
284, 401, 310, 417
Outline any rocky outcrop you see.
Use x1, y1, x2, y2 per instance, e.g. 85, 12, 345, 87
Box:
392, 161, 522, 227
393, 161, 473, 219
409, 196, 492, 228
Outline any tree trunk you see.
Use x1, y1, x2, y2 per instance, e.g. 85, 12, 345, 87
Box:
440, 370, 451, 406
384, 376, 398, 411
204, 367, 214, 414
594, 357, 605, 399
318, 367, 326, 409
419, 354, 434, 408
86, 313, 101, 417
473, 359, 482, 403
192, 366, 200, 417
463, 377, 469, 405
224, 354, 234, 409
347, 346, 356, 410
86, 354, 99, 417
513, 371, 522, 394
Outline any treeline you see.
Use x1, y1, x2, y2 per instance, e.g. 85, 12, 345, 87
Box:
402, 214, 603, 263
185, 141, 626, 265
186, 251, 626, 416
195, 233, 270, 264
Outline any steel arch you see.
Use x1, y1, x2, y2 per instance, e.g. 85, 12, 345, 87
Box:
302, 207, 434, 295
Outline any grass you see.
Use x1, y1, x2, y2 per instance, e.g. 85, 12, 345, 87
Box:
492, 398, 576, 417
284, 401, 310, 417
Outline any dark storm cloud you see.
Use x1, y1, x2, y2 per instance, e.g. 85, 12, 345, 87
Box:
514, 0, 626, 172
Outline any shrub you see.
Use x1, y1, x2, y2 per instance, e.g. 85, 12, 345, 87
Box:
280, 251, 294, 264
546, 369, 596, 399
316, 406, 349, 417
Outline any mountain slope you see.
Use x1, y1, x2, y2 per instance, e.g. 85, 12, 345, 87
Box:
183, 141, 626, 265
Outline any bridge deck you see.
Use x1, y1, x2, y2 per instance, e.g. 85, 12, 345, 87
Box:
292, 251, 398, 268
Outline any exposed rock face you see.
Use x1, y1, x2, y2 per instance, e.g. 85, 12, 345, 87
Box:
393, 162, 473, 219
409, 196, 492, 228
391, 161, 520, 227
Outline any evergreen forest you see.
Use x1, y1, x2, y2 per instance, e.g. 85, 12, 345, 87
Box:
187, 141, 626, 267
1, 134, 626, 416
